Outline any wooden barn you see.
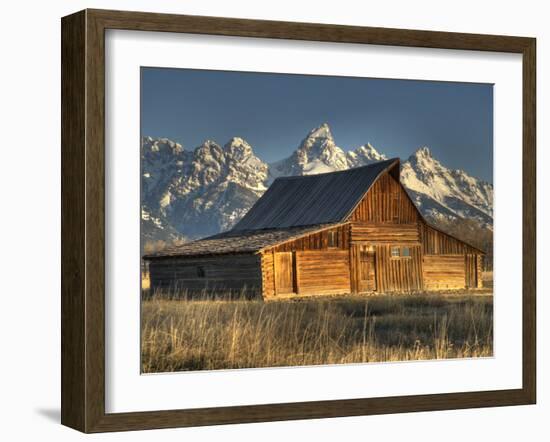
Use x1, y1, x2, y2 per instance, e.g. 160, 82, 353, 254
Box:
143, 158, 485, 299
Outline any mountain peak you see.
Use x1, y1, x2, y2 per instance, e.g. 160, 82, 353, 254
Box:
142, 136, 184, 155
356, 142, 386, 158
269, 123, 347, 178
347, 142, 387, 168
414, 146, 432, 158
305, 123, 334, 142
224, 137, 255, 162
200, 139, 220, 148
401, 145, 493, 226
407, 146, 439, 170
226, 136, 247, 145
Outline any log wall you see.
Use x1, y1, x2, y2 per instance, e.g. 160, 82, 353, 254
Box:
148, 253, 262, 296
295, 250, 351, 295
260, 251, 275, 298
465, 254, 482, 289
477, 254, 483, 288
350, 223, 420, 243
422, 255, 465, 290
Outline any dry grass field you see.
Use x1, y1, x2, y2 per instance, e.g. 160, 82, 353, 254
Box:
141, 291, 493, 373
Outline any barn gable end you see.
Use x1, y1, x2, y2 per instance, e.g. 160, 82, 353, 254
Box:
232, 159, 399, 231
347, 167, 419, 225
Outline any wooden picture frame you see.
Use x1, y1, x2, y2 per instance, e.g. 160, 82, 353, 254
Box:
61, 8, 536, 433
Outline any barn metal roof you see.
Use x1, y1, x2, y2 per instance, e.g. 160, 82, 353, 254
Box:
232, 158, 399, 231
143, 224, 339, 259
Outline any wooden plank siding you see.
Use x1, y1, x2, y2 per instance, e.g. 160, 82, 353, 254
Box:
420, 223, 483, 289
359, 248, 377, 292
349, 173, 419, 224
260, 251, 275, 298
266, 226, 352, 297
349, 244, 360, 295
274, 252, 296, 294
295, 250, 350, 295
270, 224, 350, 253
374, 244, 423, 292
466, 253, 484, 289
422, 255, 465, 290
351, 223, 420, 243
465, 254, 477, 289
148, 253, 262, 296
420, 223, 481, 255
476, 254, 483, 288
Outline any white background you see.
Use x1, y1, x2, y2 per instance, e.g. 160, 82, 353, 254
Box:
0, 0, 547, 440
106, 30, 523, 413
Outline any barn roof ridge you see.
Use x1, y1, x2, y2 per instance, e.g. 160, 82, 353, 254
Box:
232, 158, 400, 232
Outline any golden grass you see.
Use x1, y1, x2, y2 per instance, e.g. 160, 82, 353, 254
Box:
141, 292, 493, 373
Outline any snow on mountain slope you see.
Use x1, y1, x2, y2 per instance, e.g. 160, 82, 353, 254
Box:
346, 143, 387, 168
141, 137, 188, 203
270, 123, 348, 179
270, 124, 387, 180
141, 136, 268, 244
141, 137, 190, 245
269, 125, 492, 228
401, 147, 493, 227
141, 123, 493, 246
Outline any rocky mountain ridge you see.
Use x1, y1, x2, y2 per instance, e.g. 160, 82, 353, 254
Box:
141, 124, 493, 248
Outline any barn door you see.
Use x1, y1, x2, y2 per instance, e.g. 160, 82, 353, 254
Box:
274, 252, 296, 295
359, 246, 377, 292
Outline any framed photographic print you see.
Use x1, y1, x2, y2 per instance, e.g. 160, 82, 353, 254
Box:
61, 9, 536, 433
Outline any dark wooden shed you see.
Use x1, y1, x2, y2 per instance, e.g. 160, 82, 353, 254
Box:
143, 158, 485, 299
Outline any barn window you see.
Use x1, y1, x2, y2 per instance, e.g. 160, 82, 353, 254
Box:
391, 246, 400, 257
402, 247, 411, 257
196, 266, 205, 278
328, 231, 338, 248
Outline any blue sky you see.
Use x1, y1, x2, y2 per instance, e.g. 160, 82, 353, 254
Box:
141, 67, 493, 183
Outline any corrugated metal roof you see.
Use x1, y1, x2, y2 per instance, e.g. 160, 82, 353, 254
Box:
232, 159, 399, 231
143, 224, 338, 259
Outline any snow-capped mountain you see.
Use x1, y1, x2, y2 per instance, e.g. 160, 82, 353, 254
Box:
346, 143, 388, 168
270, 123, 388, 181
270, 123, 348, 179
141, 123, 493, 248
141, 136, 188, 202
141, 137, 190, 245
141, 136, 268, 245
401, 147, 493, 227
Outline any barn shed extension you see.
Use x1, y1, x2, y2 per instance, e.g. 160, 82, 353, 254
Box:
143, 158, 485, 299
